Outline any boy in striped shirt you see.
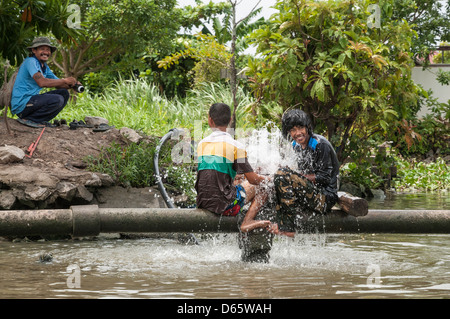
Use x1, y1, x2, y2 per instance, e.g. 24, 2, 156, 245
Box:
195, 103, 272, 233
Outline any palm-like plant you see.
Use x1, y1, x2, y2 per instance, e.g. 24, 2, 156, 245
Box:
207, 6, 266, 55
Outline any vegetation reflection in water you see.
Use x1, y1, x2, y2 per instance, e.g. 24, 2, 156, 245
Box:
367, 192, 450, 210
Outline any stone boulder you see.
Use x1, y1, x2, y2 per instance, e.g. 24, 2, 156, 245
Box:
119, 127, 143, 144
0, 145, 25, 164
84, 116, 109, 127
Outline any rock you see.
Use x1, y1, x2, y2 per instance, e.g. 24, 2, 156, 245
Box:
0, 165, 58, 188
84, 173, 102, 187
174, 194, 189, 206
0, 190, 16, 209
95, 186, 167, 208
0, 145, 25, 164
76, 185, 94, 202
0, 118, 131, 210
24, 185, 53, 202
370, 189, 386, 199
13, 189, 35, 208
67, 160, 87, 169
56, 182, 78, 201
98, 173, 114, 187
84, 116, 109, 127
339, 183, 364, 198
119, 127, 142, 143
43, 192, 58, 207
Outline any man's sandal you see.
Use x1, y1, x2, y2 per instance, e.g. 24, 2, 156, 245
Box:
17, 118, 45, 128
93, 123, 114, 132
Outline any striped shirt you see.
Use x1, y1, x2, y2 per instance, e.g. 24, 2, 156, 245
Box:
195, 130, 253, 214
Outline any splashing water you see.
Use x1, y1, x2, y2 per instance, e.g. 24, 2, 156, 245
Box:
239, 126, 298, 175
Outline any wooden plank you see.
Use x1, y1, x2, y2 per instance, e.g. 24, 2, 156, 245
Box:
337, 191, 369, 216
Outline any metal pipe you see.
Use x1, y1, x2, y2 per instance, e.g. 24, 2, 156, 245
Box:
0, 206, 449, 237
98, 207, 237, 233
0, 208, 73, 237
321, 209, 450, 233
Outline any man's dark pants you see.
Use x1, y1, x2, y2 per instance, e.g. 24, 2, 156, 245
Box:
274, 167, 332, 233
19, 89, 70, 123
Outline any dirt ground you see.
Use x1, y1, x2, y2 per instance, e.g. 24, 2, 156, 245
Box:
1, 116, 126, 167
0, 116, 166, 210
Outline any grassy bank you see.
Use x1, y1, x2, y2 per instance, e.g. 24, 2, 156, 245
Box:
58, 79, 259, 137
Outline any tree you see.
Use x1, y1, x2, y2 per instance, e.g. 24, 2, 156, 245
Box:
391, 0, 450, 60
51, 0, 179, 80
223, 0, 263, 129
143, 0, 232, 97
157, 0, 267, 104
247, 0, 422, 163
178, 0, 232, 32
207, 4, 266, 57
179, 0, 266, 128
157, 32, 232, 86
0, 0, 77, 66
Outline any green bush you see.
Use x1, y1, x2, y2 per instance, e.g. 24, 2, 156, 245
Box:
84, 141, 170, 188
392, 157, 450, 192
84, 138, 197, 205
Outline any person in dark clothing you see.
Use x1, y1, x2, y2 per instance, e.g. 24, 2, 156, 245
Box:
11, 37, 80, 127
272, 109, 340, 237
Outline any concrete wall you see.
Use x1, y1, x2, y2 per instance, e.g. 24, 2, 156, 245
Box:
412, 65, 450, 118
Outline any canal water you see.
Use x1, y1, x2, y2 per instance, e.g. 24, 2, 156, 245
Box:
0, 193, 449, 299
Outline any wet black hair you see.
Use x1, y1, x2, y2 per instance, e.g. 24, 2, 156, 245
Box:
281, 109, 313, 139
209, 103, 231, 127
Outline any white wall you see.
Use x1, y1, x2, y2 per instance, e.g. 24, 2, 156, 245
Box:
412, 66, 450, 117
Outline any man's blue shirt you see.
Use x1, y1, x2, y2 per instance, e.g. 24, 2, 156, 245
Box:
11, 56, 59, 115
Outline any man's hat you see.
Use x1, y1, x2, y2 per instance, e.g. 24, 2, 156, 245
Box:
27, 37, 57, 53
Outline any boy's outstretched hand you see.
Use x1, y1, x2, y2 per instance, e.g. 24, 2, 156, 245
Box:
267, 223, 295, 238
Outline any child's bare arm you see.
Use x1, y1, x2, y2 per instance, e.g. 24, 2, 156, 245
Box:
244, 171, 271, 185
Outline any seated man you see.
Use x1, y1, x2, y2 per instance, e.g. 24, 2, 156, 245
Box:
273, 109, 340, 237
11, 37, 79, 127
195, 103, 272, 233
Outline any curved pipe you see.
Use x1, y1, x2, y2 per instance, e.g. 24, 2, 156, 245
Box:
153, 129, 177, 208
153, 129, 200, 245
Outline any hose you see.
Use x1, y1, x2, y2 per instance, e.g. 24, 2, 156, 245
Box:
153, 129, 199, 245
154, 129, 177, 208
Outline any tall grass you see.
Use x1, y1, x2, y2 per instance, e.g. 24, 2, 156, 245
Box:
58, 79, 257, 136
